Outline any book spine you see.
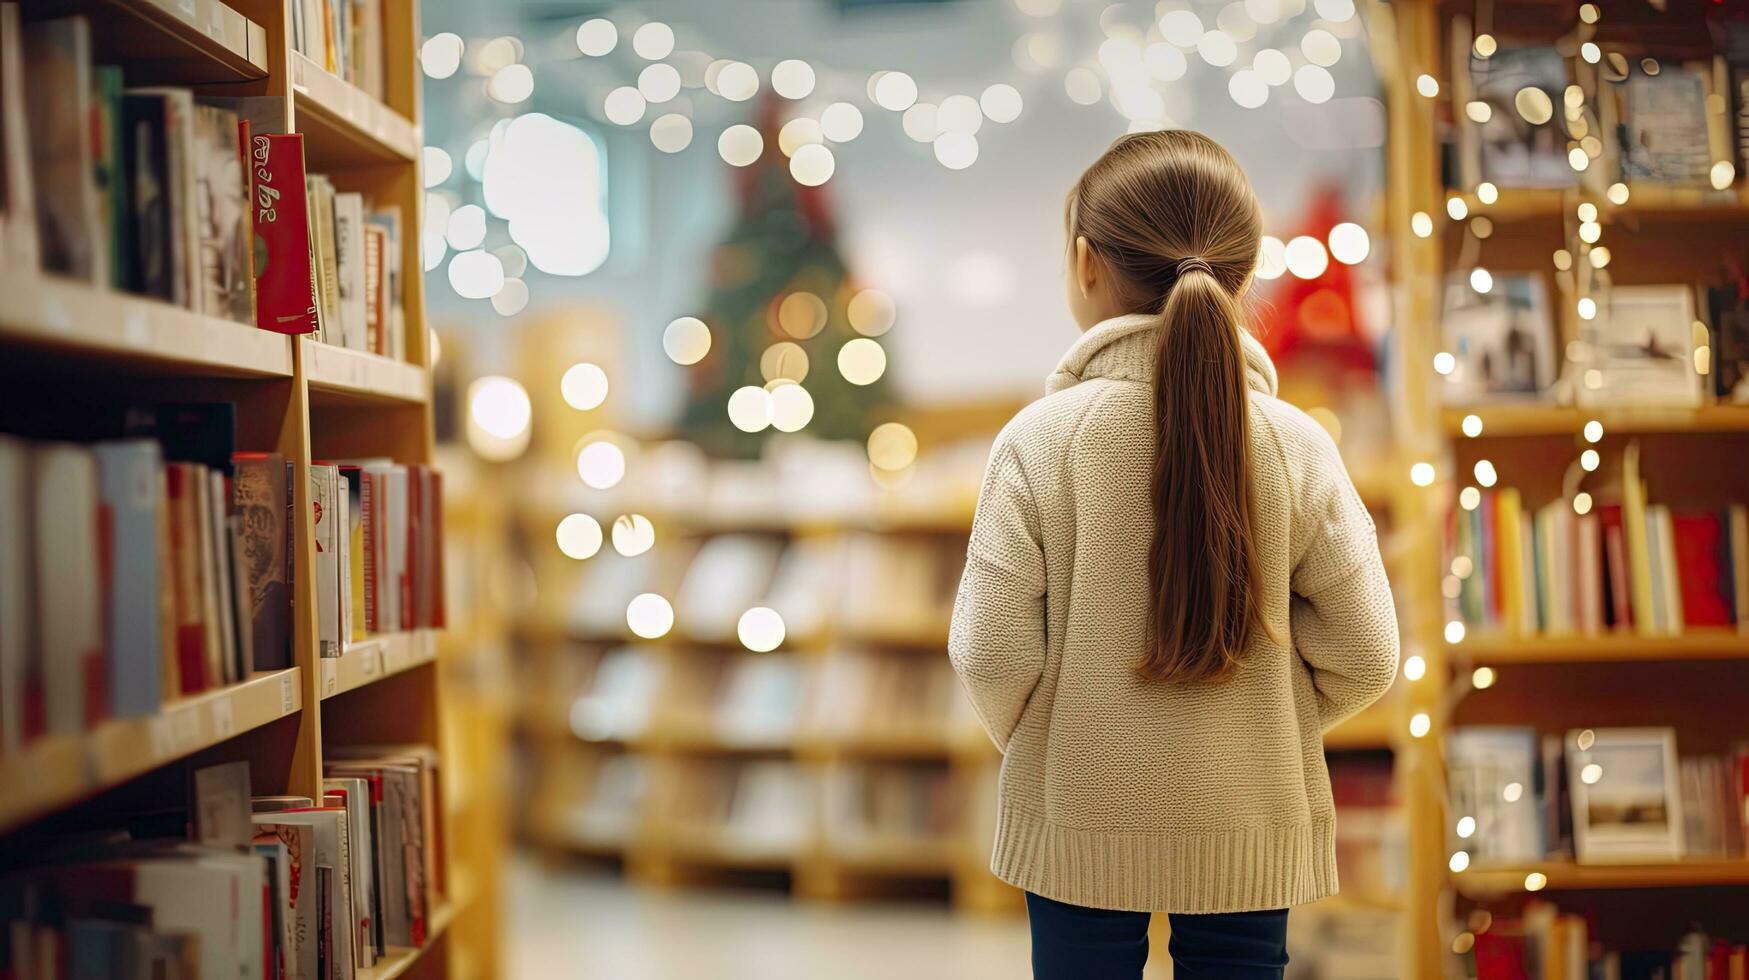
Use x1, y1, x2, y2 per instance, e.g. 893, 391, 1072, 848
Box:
361, 471, 376, 634
232, 453, 292, 670
93, 442, 163, 719
1623, 445, 1657, 636
1499, 489, 1526, 635
1733, 506, 1749, 631
313, 466, 340, 658
248, 134, 320, 334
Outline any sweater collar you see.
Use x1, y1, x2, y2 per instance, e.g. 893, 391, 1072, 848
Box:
1045, 312, 1280, 397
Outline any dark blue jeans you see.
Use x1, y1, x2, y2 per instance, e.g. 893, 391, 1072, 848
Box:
1025, 892, 1288, 980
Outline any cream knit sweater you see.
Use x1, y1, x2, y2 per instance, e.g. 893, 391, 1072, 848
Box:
948, 312, 1399, 914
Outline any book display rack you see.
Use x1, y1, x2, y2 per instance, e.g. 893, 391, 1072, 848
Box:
1378, 0, 1749, 973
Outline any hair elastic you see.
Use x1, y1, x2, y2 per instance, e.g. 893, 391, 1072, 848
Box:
1176, 256, 1214, 279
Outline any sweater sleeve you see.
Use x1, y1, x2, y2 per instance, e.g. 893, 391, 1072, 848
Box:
948, 439, 1047, 752
1288, 425, 1400, 732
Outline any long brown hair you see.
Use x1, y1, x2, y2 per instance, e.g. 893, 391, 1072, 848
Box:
1068, 130, 1268, 683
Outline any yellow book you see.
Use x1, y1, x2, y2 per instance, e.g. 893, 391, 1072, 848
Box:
1498, 487, 1526, 635
1622, 442, 1656, 636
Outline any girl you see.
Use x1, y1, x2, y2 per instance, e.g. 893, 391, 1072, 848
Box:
948, 130, 1399, 980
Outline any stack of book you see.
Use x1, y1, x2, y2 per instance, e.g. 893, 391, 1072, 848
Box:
0, 751, 439, 978
1463, 906, 1749, 979
1447, 447, 1748, 637
291, 0, 386, 99
0, 12, 407, 357
0, 407, 293, 753
1447, 725, 1747, 866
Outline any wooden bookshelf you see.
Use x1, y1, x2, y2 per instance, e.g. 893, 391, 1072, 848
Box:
0, 668, 302, 834
1454, 860, 1749, 897
1379, 0, 1749, 973
36, 0, 269, 84
1452, 630, 1749, 664
0, 271, 293, 377
0, 2, 456, 976
1442, 404, 1749, 437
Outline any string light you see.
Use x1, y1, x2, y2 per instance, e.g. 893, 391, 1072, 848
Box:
631, 22, 675, 60
1471, 666, 1495, 689
1409, 713, 1431, 738
1473, 34, 1497, 58
1469, 268, 1493, 293
848, 289, 897, 337
1403, 655, 1426, 680
771, 59, 816, 100
1446, 197, 1469, 220
1589, 246, 1611, 269
576, 440, 627, 489
1568, 147, 1590, 171
555, 514, 603, 560
1410, 461, 1436, 486
1159, 10, 1204, 47
1476, 182, 1498, 205
1502, 782, 1523, 803
790, 143, 836, 186
1456, 816, 1476, 838
737, 607, 787, 652
1284, 236, 1329, 278
1608, 182, 1630, 205
1459, 486, 1481, 510
663, 316, 712, 364
868, 422, 919, 471
1453, 556, 1473, 578
1292, 64, 1335, 104
1474, 459, 1497, 487
1579, 221, 1601, 243
873, 71, 919, 111
1583, 419, 1604, 443
604, 87, 646, 125
649, 114, 692, 153
1327, 223, 1370, 265
716, 61, 760, 101
1525, 872, 1548, 892
466, 376, 531, 460
1580, 449, 1600, 471
561, 362, 610, 410
612, 514, 656, 557
638, 64, 681, 104
1580, 41, 1600, 64
1580, 763, 1603, 785
1416, 74, 1439, 98
1578, 297, 1598, 320
1411, 212, 1434, 237
1461, 414, 1483, 437
718, 125, 763, 166
768, 383, 815, 433
838, 338, 888, 385
1573, 492, 1593, 516
1465, 101, 1491, 124
421, 32, 464, 78
1449, 851, 1471, 873
1445, 620, 1466, 644
574, 19, 616, 57
1553, 249, 1573, 271
727, 386, 773, 432
1433, 351, 1456, 375
626, 593, 675, 639
1712, 162, 1736, 191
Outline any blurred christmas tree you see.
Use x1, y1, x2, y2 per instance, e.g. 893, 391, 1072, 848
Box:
679, 100, 894, 458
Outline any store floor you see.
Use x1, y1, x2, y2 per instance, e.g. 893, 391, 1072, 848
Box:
506, 853, 1164, 979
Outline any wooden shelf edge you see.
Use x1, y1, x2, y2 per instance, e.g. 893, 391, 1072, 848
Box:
1451, 630, 1749, 663
291, 52, 418, 162
358, 901, 454, 980
1442, 404, 1749, 437
1454, 860, 1749, 895
320, 630, 440, 700
302, 340, 428, 405
0, 668, 303, 834
74, 0, 266, 81
0, 271, 293, 377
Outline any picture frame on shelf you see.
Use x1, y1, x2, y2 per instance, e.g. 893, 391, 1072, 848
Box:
1452, 19, 1573, 189
1577, 285, 1704, 408
1567, 727, 1685, 865
1602, 59, 1732, 188
1440, 271, 1556, 403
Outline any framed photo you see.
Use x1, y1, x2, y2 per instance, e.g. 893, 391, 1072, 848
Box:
1441, 272, 1556, 403
1578, 285, 1704, 408
1566, 727, 1684, 864
1452, 18, 1573, 189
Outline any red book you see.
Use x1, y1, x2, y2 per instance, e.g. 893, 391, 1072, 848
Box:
1672, 511, 1734, 627
429, 470, 445, 629
165, 463, 209, 693
247, 133, 319, 334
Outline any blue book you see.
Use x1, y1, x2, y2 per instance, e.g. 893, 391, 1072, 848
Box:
94, 439, 163, 718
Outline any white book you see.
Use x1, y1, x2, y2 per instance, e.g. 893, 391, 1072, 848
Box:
21, 17, 102, 284
207, 468, 239, 684
312, 465, 340, 657
132, 853, 266, 980
0, 436, 29, 751
322, 776, 378, 965
333, 192, 368, 350
1654, 506, 1684, 635
32, 444, 101, 734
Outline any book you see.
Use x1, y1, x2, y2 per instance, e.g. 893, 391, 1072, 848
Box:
0, 436, 31, 751
127, 88, 200, 313
232, 452, 291, 670
89, 65, 126, 291
1447, 727, 1545, 862
333, 191, 367, 350
367, 207, 405, 358
1613, 61, 1725, 186
0, 4, 39, 271
21, 16, 104, 283
93, 440, 165, 719
1455, 31, 1573, 189
307, 174, 341, 343
1440, 273, 1555, 402
322, 777, 380, 962
192, 103, 253, 324
311, 464, 341, 658
259, 808, 356, 977
341, 466, 367, 641
33, 443, 103, 733
362, 223, 386, 353
1706, 282, 1749, 402
248, 133, 320, 334
252, 816, 317, 980
192, 761, 253, 849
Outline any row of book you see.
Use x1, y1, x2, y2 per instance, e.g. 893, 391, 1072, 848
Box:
562, 647, 972, 748
291, 0, 387, 100
1449, 20, 1749, 193
0, 749, 439, 979
0, 423, 291, 752
1440, 272, 1749, 408
1446, 449, 1749, 636
0, 12, 408, 357
0, 413, 444, 753
1464, 907, 1748, 979
1447, 725, 1747, 866
566, 532, 965, 643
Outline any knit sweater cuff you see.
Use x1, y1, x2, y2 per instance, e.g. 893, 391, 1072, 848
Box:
989, 809, 1338, 914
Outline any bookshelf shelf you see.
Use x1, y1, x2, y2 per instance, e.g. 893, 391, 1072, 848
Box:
837, 618, 952, 648
796, 729, 977, 761
1324, 702, 1398, 750
660, 833, 798, 870
291, 52, 419, 164
0, 271, 293, 377
825, 837, 961, 876
303, 338, 429, 404
0, 668, 303, 834
357, 902, 454, 980
1460, 186, 1749, 222
1450, 630, 1749, 664
1442, 405, 1749, 438
1454, 860, 1749, 896
49, 0, 268, 83
319, 630, 441, 699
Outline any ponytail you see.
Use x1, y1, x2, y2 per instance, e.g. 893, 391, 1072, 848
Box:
1140, 260, 1267, 683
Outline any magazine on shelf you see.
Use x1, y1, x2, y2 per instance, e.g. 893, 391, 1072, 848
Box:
1568, 727, 1685, 864
1453, 21, 1573, 189
1440, 272, 1555, 403
1578, 285, 1703, 408
1607, 61, 1728, 187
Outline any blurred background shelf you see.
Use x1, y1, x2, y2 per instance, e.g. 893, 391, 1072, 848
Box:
1442, 404, 1749, 437
291, 51, 420, 164
21, 0, 266, 83
1454, 861, 1749, 896
1450, 630, 1749, 664
303, 339, 430, 404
